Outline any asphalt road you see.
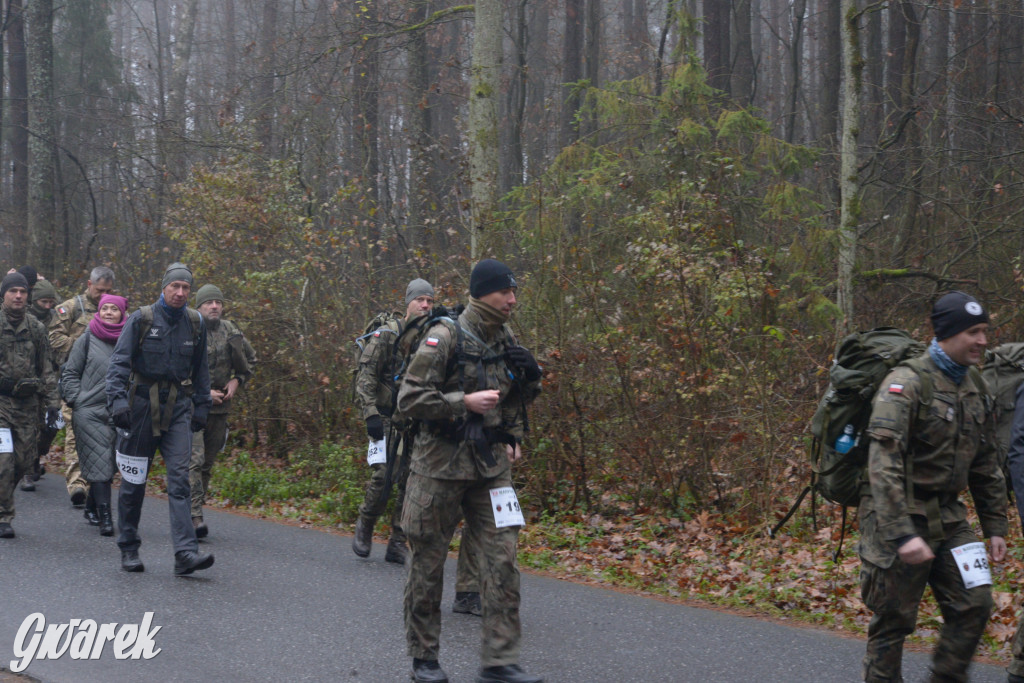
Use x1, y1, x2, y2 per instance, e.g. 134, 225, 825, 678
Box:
0, 472, 1009, 682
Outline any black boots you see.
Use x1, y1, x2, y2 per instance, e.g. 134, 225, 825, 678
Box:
352, 515, 373, 557
174, 550, 215, 576
385, 535, 407, 564
411, 658, 449, 683
453, 591, 483, 616
83, 488, 99, 525
121, 549, 144, 572
91, 481, 114, 536
475, 665, 543, 683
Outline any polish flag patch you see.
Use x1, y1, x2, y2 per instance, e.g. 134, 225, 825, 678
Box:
373, 330, 382, 337
425, 337, 439, 347
57, 306, 67, 315
888, 384, 904, 394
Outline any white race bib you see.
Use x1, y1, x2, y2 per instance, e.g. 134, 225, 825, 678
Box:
366, 438, 387, 466
0, 428, 12, 453
951, 542, 992, 589
53, 414, 66, 429
115, 452, 149, 486
489, 486, 525, 528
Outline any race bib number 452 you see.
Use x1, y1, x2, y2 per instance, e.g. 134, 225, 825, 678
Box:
951, 542, 992, 589
366, 438, 386, 466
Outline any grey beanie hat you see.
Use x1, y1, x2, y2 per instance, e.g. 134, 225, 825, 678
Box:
195, 284, 225, 308
31, 279, 58, 302
405, 278, 434, 305
162, 262, 193, 288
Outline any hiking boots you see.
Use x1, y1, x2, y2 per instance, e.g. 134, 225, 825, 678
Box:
97, 504, 114, 537
453, 591, 482, 616
174, 550, 215, 576
19, 474, 35, 491
121, 549, 144, 572
475, 665, 543, 683
385, 535, 407, 564
84, 507, 100, 526
0, 522, 14, 538
352, 515, 373, 558
193, 516, 209, 539
411, 658, 449, 683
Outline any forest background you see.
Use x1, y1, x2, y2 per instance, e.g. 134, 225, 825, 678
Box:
7, 0, 1024, 660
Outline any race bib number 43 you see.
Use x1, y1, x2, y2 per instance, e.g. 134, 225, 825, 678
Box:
489, 486, 525, 528
116, 452, 149, 486
951, 542, 992, 589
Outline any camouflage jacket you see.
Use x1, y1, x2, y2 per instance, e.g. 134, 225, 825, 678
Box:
205, 318, 257, 415
396, 301, 541, 480
355, 317, 404, 422
864, 353, 1008, 544
48, 293, 97, 366
0, 309, 60, 415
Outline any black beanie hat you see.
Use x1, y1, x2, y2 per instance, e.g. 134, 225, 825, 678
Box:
470, 259, 516, 299
17, 265, 38, 288
931, 291, 989, 340
1, 272, 29, 299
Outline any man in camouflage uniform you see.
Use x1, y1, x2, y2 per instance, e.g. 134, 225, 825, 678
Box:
49, 266, 114, 507
397, 259, 543, 683
353, 278, 434, 564
189, 284, 256, 538
0, 272, 61, 537
19, 278, 61, 492
859, 290, 1008, 683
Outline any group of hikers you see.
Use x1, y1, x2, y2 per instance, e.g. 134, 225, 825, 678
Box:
12, 256, 1024, 682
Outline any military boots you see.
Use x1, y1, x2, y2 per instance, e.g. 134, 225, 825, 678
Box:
384, 535, 407, 564
352, 515, 374, 557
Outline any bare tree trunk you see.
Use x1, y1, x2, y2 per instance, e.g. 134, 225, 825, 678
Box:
838, 0, 862, 333
502, 0, 528, 195
352, 0, 380, 220
468, 0, 501, 258
785, 0, 807, 143
561, 0, 584, 148
820, 0, 841, 146
732, 0, 755, 105
703, 0, 729, 94
8, 0, 28, 264
525, 0, 549, 181
161, 0, 199, 181
256, 0, 278, 155
223, 0, 237, 119
27, 0, 56, 274
405, 0, 433, 252
581, 0, 600, 137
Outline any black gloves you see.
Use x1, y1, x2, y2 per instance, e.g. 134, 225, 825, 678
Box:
366, 415, 385, 441
45, 407, 61, 431
191, 415, 207, 433
505, 346, 542, 382
111, 407, 132, 431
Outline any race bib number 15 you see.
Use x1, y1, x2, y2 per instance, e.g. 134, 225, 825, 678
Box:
489, 486, 525, 528
951, 542, 992, 589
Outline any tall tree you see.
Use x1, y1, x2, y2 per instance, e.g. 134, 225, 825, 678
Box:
27, 0, 57, 273
561, 0, 584, 147
703, 0, 729, 93
468, 0, 501, 257
837, 0, 862, 332
8, 0, 29, 263
732, 0, 755, 105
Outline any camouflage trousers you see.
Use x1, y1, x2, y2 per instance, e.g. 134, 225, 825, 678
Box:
860, 517, 992, 683
402, 471, 522, 666
1008, 607, 1024, 677
189, 412, 229, 518
0, 413, 40, 523
62, 402, 88, 496
358, 437, 410, 542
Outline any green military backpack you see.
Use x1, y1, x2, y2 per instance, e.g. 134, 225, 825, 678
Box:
771, 327, 929, 543
981, 342, 1024, 493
